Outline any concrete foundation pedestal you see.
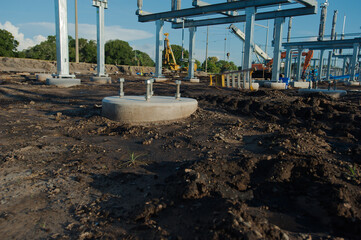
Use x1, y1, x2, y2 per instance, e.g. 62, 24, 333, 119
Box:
344, 81, 361, 86
290, 81, 311, 89
91, 76, 112, 84
298, 89, 347, 99
264, 82, 287, 89
242, 83, 259, 91
46, 77, 81, 87
187, 78, 200, 83
102, 96, 198, 124
36, 74, 52, 82
154, 78, 168, 82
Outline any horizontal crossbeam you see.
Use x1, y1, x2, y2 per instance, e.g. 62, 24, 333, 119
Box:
172, 6, 317, 29
138, 0, 291, 22
283, 38, 361, 50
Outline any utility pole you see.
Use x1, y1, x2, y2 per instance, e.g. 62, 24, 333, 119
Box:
205, 26, 209, 73
75, 0, 79, 63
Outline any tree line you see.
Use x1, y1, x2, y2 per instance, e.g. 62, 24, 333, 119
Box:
0, 28, 238, 73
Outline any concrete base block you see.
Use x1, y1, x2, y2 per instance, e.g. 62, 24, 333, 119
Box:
154, 78, 168, 82
36, 74, 52, 82
255, 80, 274, 87
290, 81, 311, 89
91, 76, 112, 84
102, 96, 198, 124
242, 83, 259, 91
264, 82, 286, 89
298, 89, 347, 99
189, 78, 200, 83
46, 78, 81, 87
344, 81, 361, 86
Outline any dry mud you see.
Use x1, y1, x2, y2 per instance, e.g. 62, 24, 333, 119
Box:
0, 73, 360, 240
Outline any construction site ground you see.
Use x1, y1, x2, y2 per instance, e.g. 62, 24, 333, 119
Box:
0, 71, 360, 240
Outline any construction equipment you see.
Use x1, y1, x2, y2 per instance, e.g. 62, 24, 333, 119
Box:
163, 33, 197, 72
163, 33, 181, 71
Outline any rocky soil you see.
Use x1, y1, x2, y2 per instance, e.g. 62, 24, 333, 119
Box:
0, 72, 360, 239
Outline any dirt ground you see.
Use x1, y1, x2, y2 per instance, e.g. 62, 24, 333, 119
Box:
0, 72, 360, 240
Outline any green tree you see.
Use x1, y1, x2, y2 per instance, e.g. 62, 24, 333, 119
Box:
68, 37, 97, 63
0, 29, 19, 57
105, 40, 133, 65
216, 60, 238, 72
133, 50, 154, 67
195, 59, 201, 71
202, 56, 220, 73
23, 35, 56, 60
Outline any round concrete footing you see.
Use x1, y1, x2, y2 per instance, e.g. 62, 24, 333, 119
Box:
264, 82, 286, 89
298, 89, 347, 99
102, 95, 198, 124
344, 81, 361, 86
46, 78, 81, 87
91, 76, 112, 84
154, 78, 168, 82
36, 74, 52, 81
242, 83, 259, 91
290, 81, 311, 89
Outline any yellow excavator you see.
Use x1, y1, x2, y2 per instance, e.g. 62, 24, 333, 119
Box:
163, 33, 197, 72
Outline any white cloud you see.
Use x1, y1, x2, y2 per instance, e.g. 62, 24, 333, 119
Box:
0, 21, 47, 50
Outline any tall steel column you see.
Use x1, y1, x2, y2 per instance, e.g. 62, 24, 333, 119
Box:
186, 27, 197, 80
271, 17, 285, 82
75, 0, 79, 63
350, 43, 359, 81
155, 20, 164, 78
93, 0, 108, 77
296, 47, 303, 81
318, 50, 324, 81
284, 48, 292, 78
287, 17, 293, 43
55, 0, 70, 76
342, 58, 347, 75
243, 7, 255, 87
326, 51, 333, 81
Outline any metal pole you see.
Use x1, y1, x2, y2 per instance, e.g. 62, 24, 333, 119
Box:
243, 7, 256, 88
205, 26, 209, 73
284, 48, 292, 78
187, 27, 197, 80
318, 0, 328, 41
95, 1, 106, 77
271, 17, 285, 82
331, 10, 338, 40
155, 20, 164, 78
119, 78, 124, 98
326, 51, 333, 81
287, 17, 292, 43
265, 20, 269, 55
296, 47, 302, 81
55, 0, 70, 76
350, 43, 359, 82
318, 50, 324, 81
75, 0, 79, 63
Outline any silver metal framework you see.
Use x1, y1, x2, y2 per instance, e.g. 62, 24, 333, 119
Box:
93, 0, 108, 77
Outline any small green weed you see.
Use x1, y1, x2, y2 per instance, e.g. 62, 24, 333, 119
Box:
121, 152, 147, 167
347, 165, 358, 180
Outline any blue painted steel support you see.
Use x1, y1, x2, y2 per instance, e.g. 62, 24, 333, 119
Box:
318, 50, 324, 81
296, 47, 303, 80
326, 51, 333, 81
93, 0, 108, 77
350, 43, 359, 81
155, 20, 164, 78
187, 27, 197, 80
284, 48, 292, 78
243, 7, 255, 88
271, 17, 285, 82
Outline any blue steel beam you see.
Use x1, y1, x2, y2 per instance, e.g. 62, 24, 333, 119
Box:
283, 38, 361, 50
171, 6, 316, 29
138, 0, 291, 22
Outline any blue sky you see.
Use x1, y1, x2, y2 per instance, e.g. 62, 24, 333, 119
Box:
1, 0, 360, 66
